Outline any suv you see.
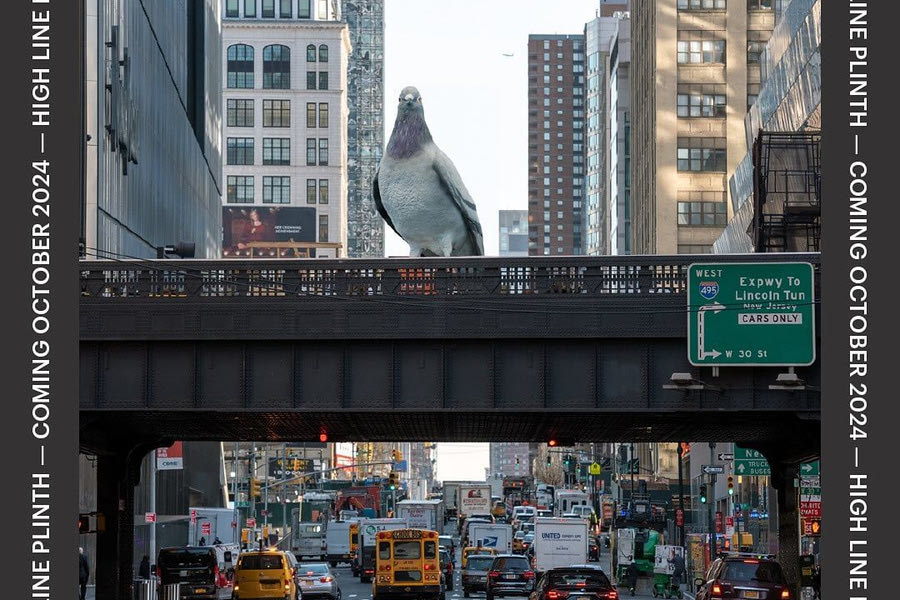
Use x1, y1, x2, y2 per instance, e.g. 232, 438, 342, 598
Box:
530, 565, 617, 600
461, 554, 495, 598
695, 554, 792, 600
156, 546, 222, 600
485, 554, 536, 600
232, 549, 299, 600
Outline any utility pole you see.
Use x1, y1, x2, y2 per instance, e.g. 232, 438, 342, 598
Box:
282, 443, 288, 542
232, 442, 239, 544
150, 449, 157, 563
708, 442, 717, 564
677, 442, 685, 548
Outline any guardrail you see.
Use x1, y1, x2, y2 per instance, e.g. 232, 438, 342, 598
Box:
79, 254, 820, 300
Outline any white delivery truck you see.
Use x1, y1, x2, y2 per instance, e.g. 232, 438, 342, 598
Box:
533, 517, 590, 576
291, 519, 326, 560
325, 519, 356, 566
396, 499, 445, 534
442, 480, 480, 522
356, 517, 409, 583
458, 483, 493, 521
554, 489, 590, 516
468, 522, 513, 554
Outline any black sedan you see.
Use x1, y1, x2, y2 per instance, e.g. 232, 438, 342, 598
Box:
528, 565, 618, 600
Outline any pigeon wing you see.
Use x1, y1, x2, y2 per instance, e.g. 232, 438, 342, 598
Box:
372, 169, 401, 238
432, 149, 485, 255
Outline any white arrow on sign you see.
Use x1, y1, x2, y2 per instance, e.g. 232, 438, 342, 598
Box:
801, 463, 815, 473
698, 304, 726, 360
702, 464, 724, 474
736, 463, 746, 474
718, 453, 734, 461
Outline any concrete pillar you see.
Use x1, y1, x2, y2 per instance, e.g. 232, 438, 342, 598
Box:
95, 449, 143, 600
771, 462, 800, 598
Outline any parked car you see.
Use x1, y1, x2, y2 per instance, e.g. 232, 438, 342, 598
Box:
297, 562, 342, 600
695, 554, 792, 600
485, 554, 536, 600
440, 547, 455, 591
461, 554, 496, 598
528, 565, 617, 600
232, 549, 299, 600
156, 545, 233, 600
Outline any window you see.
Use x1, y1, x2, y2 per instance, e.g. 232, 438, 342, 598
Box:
262, 0, 274, 18
319, 138, 329, 165
307, 71, 317, 90
748, 0, 773, 9
263, 45, 290, 89
227, 99, 254, 127
677, 192, 728, 225
227, 44, 254, 88
307, 45, 317, 62
263, 99, 290, 127
747, 83, 761, 110
678, 0, 726, 9
306, 139, 317, 165
319, 71, 329, 90
263, 176, 290, 204
378, 542, 391, 561
677, 138, 727, 171
319, 44, 328, 63
263, 138, 290, 165
318, 103, 329, 128
280, 0, 291, 18
307, 178, 317, 204
227, 175, 254, 203
244, 0, 256, 17
298, 0, 311, 18
307, 103, 316, 128
747, 30, 770, 64
677, 31, 726, 64
226, 137, 254, 165
226, 0, 239, 18
676, 84, 727, 117
319, 214, 329, 242
319, 179, 328, 204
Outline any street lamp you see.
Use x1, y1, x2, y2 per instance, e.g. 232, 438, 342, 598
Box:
156, 241, 196, 259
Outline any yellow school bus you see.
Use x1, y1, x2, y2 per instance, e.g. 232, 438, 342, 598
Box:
373, 528, 444, 600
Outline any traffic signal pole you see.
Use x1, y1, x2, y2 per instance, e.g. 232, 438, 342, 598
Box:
709, 442, 716, 564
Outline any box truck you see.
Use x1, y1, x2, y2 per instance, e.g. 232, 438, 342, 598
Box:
325, 519, 357, 566
355, 517, 409, 582
396, 499, 444, 534
458, 483, 493, 520
533, 517, 590, 575
468, 522, 513, 554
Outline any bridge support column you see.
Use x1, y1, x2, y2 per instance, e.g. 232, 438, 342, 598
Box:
95, 447, 146, 600
770, 462, 800, 598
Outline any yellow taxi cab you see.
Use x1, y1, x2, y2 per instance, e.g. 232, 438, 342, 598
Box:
232, 548, 299, 600
461, 546, 497, 569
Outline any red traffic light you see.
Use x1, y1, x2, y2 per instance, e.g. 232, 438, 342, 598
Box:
319, 432, 328, 443
548, 440, 558, 447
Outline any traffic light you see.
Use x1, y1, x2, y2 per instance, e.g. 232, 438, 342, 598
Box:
388, 471, 398, 490
516, 456, 520, 465
390, 449, 397, 461
727, 476, 734, 495
563, 454, 571, 468
78, 514, 91, 533
319, 431, 328, 443
699, 484, 708, 504
250, 477, 261, 499
546, 454, 552, 467
809, 518, 821, 535
548, 439, 558, 447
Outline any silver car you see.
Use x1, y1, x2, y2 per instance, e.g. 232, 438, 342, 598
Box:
297, 562, 342, 600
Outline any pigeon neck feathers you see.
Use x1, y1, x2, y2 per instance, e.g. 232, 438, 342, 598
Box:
387, 110, 432, 159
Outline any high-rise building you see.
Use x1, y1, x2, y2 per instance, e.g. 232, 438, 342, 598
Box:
607, 15, 631, 255
490, 443, 533, 478
527, 34, 585, 256
342, 0, 385, 257
221, 2, 349, 258
84, 0, 223, 259
498, 210, 529, 256
583, 13, 626, 256
630, 0, 775, 254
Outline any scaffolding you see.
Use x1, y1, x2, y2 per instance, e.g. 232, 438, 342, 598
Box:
751, 132, 821, 253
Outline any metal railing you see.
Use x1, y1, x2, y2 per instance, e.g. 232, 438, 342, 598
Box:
79, 254, 820, 301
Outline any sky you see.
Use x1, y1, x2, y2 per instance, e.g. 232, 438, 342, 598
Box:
434, 443, 491, 482
381, 0, 607, 257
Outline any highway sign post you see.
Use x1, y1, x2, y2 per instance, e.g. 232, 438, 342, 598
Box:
687, 262, 815, 366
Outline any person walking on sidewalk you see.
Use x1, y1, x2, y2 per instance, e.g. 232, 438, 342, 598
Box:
79, 547, 90, 600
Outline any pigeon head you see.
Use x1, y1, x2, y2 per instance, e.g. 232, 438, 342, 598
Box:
387, 85, 432, 159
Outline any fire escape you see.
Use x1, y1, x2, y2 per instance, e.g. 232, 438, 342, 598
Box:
751, 132, 822, 252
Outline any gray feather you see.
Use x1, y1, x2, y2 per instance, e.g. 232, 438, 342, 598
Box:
373, 86, 485, 257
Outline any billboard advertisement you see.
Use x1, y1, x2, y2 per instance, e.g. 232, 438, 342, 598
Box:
156, 441, 184, 470
222, 206, 316, 257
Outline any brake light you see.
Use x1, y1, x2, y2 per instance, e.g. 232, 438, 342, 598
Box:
524, 571, 535, 579
607, 591, 618, 600
489, 571, 500, 578
742, 559, 760, 564
781, 591, 791, 599
710, 583, 723, 597
547, 591, 569, 599
424, 564, 434, 571
576, 582, 586, 587
320, 576, 334, 583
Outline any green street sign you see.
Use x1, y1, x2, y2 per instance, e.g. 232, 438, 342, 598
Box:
688, 262, 815, 366
236, 501, 251, 508
734, 446, 771, 476
800, 461, 820, 476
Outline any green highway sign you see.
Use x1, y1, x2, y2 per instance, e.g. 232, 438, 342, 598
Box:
734, 446, 771, 476
688, 262, 815, 366
800, 461, 820, 476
